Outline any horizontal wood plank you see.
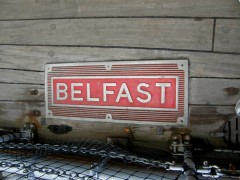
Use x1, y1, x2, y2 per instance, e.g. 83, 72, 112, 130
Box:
0, 0, 239, 19
0, 78, 239, 105
0, 19, 213, 51
1, 46, 239, 78
0, 84, 44, 101
0, 101, 44, 128
214, 19, 240, 53
0, 101, 233, 146
190, 78, 240, 105
0, 69, 43, 84
1, 102, 233, 124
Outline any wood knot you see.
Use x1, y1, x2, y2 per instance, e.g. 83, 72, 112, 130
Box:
224, 87, 239, 96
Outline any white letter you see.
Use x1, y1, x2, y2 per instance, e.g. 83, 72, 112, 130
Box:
155, 83, 171, 104
87, 83, 99, 102
103, 83, 116, 102
71, 83, 83, 101
137, 83, 151, 103
116, 83, 133, 103
56, 83, 68, 100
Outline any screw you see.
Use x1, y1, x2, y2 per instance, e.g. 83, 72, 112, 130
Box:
48, 51, 54, 57
222, 26, 230, 33
203, 161, 208, 166
30, 89, 39, 96
33, 110, 41, 117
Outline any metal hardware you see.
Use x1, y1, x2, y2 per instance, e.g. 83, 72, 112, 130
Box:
209, 131, 225, 138
0, 141, 169, 169
170, 133, 192, 155
0, 123, 36, 143
235, 99, 240, 116
184, 150, 197, 180
107, 137, 128, 150
89, 156, 110, 178
45, 60, 189, 126
156, 126, 164, 135
0, 132, 20, 143
224, 115, 240, 147
20, 122, 36, 141
0, 140, 236, 179
48, 124, 72, 134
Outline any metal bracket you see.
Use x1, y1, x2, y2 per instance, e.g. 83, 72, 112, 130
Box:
169, 133, 192, 155
235, 99, 240, 116
89, 156, 110, 178
209, 131, 225, 138
20, 122, 36, 141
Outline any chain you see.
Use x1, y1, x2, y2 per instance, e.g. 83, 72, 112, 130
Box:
0, 141, 225, 179
0, 141, 170, 169
0, 160, 96, 180
0, 141, 174, 179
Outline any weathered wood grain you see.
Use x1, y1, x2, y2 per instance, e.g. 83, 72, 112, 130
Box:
189, 105, 234, 124
190, 78, 240, 105
0, 101, 44, 128
0, 78, 239, 105
214, 19, 240, 53
1, 102, 232, 124
0, 0, 239, 19
1, 46, 239, 78
0, 84, 44, 101
0, 69, 43, 84
0, 101, 234, 146
0, 19, 213, 51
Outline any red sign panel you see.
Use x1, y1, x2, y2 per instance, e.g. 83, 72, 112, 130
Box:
46, 61, 188, 126
52, 77, 177, 110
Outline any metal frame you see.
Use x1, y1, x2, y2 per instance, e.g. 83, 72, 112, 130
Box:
45, 60, 189, 126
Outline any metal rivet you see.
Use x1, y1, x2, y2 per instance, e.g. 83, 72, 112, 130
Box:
105, 64, 112, 70
106, 114, 112, 120
48, 51, 54, 57
203, 161, 208, 166
198, 36, 206, 44
222, 26, 230, 33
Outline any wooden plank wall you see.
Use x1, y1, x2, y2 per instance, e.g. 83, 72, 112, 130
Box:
0, 0, 239, 148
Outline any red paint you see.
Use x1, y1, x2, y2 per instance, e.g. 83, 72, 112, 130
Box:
52, 77, 177, 110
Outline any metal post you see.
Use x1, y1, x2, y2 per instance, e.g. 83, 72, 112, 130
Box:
184, 150, 197, 180
89, 156, 111, 178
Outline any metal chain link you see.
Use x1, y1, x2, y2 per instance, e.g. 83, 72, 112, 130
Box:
0, 141, 174, 179
0, 141, 171, 169
0, 160, 97, 180
0, 141, 225, 179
